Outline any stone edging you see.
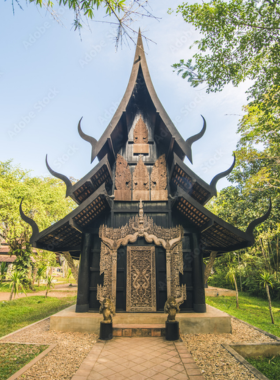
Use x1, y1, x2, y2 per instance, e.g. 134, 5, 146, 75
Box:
232, 316, 280, 342
0, 316, 51, 341
0, 342, 57, 380
222, 344, 270, 380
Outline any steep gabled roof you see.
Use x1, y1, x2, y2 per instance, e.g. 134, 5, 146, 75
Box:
20, 184, 111, 253
169, 153, 235, 205
78, 30, 206, 165
171, 186, 271, 253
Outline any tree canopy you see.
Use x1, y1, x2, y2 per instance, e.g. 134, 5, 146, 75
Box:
172, 0, 280, 109
11, 0, 155, 46
0, 160, 77, 278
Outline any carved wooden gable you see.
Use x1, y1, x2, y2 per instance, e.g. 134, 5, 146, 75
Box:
133, 116, 149, 154
133, 156, 149, 200
115, 154, 131, 201
151, 154, 168, 200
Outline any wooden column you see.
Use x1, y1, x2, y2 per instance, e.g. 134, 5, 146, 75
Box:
76, 233, 92, 313
166, 250, 172, 299
192, 233, 206, 313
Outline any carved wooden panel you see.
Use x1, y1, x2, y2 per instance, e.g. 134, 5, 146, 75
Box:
97, 242, 112, 301
115, 154, 131, 201
133, 116, 149, 154
151, 154, 168, 201
127, 246, 156, 312
133, 156, 150, 200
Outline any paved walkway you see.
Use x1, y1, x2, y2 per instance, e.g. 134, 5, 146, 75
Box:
71, 337, 204, 380
0, 284, 77, 301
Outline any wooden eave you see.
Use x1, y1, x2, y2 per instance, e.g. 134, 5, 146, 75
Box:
32, 184, 111, 252
88, 30, 193, 164
69, 155, 112, 205
170, 153, 216, 205
172, 187, 254, 253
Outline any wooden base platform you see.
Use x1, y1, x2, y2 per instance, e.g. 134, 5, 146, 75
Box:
50, 304, 232, 335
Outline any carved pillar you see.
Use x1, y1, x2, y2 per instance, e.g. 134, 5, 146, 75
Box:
192, 233, 206, 313
76, 233, 92, 313
166, 250, 172, 298
111, 250, 118, 306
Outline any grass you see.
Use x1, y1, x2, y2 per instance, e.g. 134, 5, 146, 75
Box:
0, 296, 76, 338
206, 292, 280, 337
247, 356, 280, 380
0, 343, 47, 380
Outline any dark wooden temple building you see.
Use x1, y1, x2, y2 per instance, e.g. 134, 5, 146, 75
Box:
21, 31, 270, 315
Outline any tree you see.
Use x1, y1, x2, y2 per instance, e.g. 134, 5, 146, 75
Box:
45, 275, 55, 298
8, 271, 27, 300
225, 266, 239, 308
259, 271, 275, 324
66, 268, 73, 285
36, 266, 46, 287
63, 252, 78, 283
0, 160, 76, 287
204, 251, 217, 284
172, 0, 280, 109
10, 0, 155, 47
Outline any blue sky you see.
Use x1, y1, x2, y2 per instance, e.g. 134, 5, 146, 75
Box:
1, 0, 250, 190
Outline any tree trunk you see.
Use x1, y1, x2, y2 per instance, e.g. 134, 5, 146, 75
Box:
63, 252, 78, 283
45, 289, 48, 298
233, 274, 239, 308
9, 284, 14, 301
204, 251, 217, 285
265, 283, 274, 324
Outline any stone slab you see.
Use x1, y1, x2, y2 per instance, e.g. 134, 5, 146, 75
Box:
133, 144, 149, 154
50, 304, 231, 334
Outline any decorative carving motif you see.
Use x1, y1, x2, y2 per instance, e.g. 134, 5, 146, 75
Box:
115, 154, 131, 201
151, 154, 168, 201
99, 298, 115, 323
134, 116, 148, 144
98, 201, 187, 309
151, 154, 167, 190
127, 246, 156, 312
133, 156, 149, 190
164, 297, 180, 321
133, 156, 149, 200
97, 243, 112, 302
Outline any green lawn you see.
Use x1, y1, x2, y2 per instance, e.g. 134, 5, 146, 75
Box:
0, 343, 47, 380
0, 296, 76, 338
247, 356, 280, 380
206, 292, 280, 337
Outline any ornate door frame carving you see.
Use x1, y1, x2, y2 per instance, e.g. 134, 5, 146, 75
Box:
97, 200, 187, 309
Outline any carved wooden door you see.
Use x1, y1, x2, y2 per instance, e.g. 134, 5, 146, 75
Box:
126, 246, 157, 312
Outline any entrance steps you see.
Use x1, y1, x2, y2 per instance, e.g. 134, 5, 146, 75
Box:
113, 324, 166, 337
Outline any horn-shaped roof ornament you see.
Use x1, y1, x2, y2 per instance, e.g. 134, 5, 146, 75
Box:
78, 117, 97, 163
19, 199, 39, 243
210, 154, 236, 192
246, 200, 272, 240
45, 155, 73, 197
185, 115, 206, 164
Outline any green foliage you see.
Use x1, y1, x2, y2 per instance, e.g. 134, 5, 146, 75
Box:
0, 262, 8, 283
0, 160, 76, 284
44, 275, 55, 297
36, 266, 46, 287
247, 356, 280, 380
173, 0, 280, 109
0, 296, 76, 337
8, 271, 27, 300
206, 293, 280, 337
0, 344, 47, 380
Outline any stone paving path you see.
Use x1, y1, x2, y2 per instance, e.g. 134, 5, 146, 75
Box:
71, 337, 204, 380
